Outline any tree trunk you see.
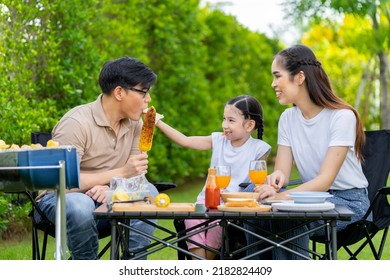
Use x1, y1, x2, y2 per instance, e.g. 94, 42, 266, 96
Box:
354, 64, 369, 109
378, 51, 389, 129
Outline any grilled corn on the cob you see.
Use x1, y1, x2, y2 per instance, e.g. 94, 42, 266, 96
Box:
139, 106, 156, 152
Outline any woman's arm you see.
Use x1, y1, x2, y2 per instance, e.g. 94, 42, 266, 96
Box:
279, 146, 349, 199
156, 120, 212, 150
297, 146, 349, 191
260, 146, 349, 200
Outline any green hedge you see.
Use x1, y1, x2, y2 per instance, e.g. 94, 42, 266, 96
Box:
0, 0, 282, 236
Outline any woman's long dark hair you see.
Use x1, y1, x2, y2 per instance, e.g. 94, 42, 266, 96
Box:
275, 45, 365, 162
227, 95, 264, 140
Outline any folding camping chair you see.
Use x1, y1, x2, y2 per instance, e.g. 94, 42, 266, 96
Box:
29, 132, 111, 259
311, 129, 390, 259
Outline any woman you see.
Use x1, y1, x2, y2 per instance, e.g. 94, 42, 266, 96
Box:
246, 44, 370, 259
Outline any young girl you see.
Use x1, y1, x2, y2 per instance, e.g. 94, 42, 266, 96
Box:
246, 44, 370, 259
155, 95, 271, 259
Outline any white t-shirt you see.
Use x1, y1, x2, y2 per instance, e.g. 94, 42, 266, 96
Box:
278, 107, 368, 190
196, 132, 271, 203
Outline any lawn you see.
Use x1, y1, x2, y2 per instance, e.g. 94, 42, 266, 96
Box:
1, 176, 389, 260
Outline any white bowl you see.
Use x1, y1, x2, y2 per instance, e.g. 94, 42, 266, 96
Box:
288, 192, 333, 204
221, 192, 260, 203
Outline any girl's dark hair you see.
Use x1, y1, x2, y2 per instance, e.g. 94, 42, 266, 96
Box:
227, 95, 264, 140
275, 44, 365, 162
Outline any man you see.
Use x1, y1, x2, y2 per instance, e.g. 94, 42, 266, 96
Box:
36, 56, 159, 259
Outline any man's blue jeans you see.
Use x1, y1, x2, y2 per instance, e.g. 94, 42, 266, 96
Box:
35, 184, 158, 260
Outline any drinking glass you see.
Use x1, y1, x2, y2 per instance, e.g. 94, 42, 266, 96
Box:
249, 160, 267, 188
215, 165, 231, 192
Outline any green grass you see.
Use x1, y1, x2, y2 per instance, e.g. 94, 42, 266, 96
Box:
1, 174, 390, 260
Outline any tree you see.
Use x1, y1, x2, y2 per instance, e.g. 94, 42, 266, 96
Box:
0, 0, 282, 237
282, 0, 390, 129
301, 15, 381, 129
0, 0, 280, 183
0, 0, 103, 143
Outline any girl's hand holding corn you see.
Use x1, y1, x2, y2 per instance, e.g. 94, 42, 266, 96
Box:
142, 107, 164, 124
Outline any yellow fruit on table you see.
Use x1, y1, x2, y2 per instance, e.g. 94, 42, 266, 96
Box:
47, 139, 60, 147
112, 192, 131, 202
155, 193, 170, 207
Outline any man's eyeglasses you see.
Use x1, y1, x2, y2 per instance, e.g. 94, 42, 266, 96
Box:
125, 87, 150, 98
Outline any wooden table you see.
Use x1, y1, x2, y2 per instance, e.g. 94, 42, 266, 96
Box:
93, 203, 354, 260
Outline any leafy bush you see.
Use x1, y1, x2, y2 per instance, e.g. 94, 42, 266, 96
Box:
0, 196, 9, 236
0, 0, 280, 235
0, 194, 31, 240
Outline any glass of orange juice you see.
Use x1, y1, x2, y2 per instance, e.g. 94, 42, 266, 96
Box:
215, 165, 231, 192
249, 160, 267, 188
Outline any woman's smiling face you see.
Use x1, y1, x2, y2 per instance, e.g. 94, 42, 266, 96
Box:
271, 57, 301, 106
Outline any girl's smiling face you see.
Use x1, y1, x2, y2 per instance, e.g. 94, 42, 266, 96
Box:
222, 104, 255, 147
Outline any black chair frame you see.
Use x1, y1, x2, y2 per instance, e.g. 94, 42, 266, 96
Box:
311, 129, 390, 260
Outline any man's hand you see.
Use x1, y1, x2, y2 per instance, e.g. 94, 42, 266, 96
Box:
124, 153, 149, 177
86, 185, 110, 203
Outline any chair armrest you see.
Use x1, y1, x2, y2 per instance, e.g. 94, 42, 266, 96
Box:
379, 186, 390, 195
240, 178, 302, 190
238, 182, 251, 188
153, 182, 177, 192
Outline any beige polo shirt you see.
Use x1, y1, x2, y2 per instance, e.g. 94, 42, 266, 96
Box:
52, 94, 142, 175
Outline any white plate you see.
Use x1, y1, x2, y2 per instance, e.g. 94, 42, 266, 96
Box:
260, 199, 294, 205
288, 192, 333, 204
289, 191, 331, 197
272, 202, 335, 212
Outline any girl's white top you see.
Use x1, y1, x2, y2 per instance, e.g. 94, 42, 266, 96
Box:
196, 132, 271, 203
